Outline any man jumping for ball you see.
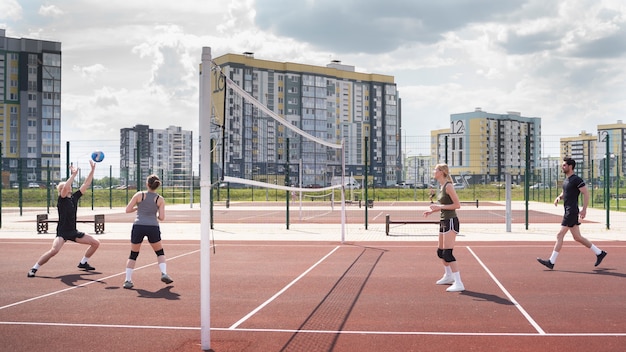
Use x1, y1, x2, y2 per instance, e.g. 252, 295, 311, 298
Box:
27, 160, 100, 277
537, 157, 607, 270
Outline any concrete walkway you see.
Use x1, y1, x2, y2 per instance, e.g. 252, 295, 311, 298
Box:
1, 201, 624, 243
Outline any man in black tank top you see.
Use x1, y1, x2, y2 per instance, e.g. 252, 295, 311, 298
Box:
27, 161, 101, 277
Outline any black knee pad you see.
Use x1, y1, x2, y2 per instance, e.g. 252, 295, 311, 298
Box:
442, 249, 456, 263
155, 249, 165, 257
437, 248, 444, 259
129, 251, 139, 260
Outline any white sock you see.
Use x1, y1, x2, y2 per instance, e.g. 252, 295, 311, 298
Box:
33, 263, 41, 270
590, 245, 602, 256
549, 251, 559, 264
125, 268, 133, 282
159, 263, 167, 274
453, 271, 462, 284
444, 266, 452, 276
80, 256, 89, 264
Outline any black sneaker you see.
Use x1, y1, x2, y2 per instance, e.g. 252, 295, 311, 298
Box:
27, 268, 37, 277
77, 262, 95, 271
537, 258, 554, 270
595, 251, 607, 267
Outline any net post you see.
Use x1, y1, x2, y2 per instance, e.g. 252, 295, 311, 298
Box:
340, 139, 346, 243
199, 46, 212, 351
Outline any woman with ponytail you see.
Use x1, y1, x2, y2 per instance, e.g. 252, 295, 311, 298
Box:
423, 163, 464, 292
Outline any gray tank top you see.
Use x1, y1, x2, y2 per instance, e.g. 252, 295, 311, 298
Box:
134, 191, 160, 226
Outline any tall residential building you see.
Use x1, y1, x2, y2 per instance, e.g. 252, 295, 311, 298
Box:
560, 130, 597, 182
0, 29, 62, 187
211, 53, 401, 187
120, 124, 192, 189
433, 108, 542, 185
597, 120, 626, 182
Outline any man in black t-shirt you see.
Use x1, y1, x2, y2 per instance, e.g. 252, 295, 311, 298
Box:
27, 160, 100, 277
537, 157, 607, 270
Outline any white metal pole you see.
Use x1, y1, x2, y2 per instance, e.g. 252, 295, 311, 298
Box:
199, 46, 212, 351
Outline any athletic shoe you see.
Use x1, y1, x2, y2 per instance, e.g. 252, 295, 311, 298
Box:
436, 275, 454, 285
537, 258, 554, 270
446, 281, 465, 292
27, 268, 37, 278
123, 281, 134, 289
161, 273, 173, 284
595, 251, 607, 267
77, 262, 95, 271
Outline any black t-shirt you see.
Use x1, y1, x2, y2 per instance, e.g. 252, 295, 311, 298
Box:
57, 190, 83, 234
562, 174, 585, 212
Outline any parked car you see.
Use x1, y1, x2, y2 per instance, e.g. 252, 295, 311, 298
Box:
28, 182, 40, 189
453, 183, 465, 189
529, 183, 548, 189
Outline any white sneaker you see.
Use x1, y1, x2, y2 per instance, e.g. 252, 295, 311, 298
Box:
436, 275, 454, 285
446, 281, 465, 292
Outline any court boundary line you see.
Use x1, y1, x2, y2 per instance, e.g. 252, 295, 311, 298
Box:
1, 321, 625, 337
0, 249, 200, 311
467, 246, 545, 334
228, 246, 341, 329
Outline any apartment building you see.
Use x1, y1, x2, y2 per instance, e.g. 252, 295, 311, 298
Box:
0, 29, 62, 187
120, 125, 192, 189
432, 108, 542, 185
211, 53, 401, 187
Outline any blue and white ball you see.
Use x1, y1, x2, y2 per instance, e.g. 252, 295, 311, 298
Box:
91, 151, 105, 163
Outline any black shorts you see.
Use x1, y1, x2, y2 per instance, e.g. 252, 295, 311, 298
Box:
131, 224, 162, 244
561, 210, 581, 227
439, 217, 460, 234
57, 230, 85, 242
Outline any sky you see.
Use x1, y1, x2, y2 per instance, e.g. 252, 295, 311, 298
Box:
2, 0, 626, 165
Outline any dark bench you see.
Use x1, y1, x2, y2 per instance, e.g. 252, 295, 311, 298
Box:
385, 200, 479, 235
37, 214, 105, 234
385, 214, 438, 236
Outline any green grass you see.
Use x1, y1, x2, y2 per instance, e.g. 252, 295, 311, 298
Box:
1, 185, 624, 212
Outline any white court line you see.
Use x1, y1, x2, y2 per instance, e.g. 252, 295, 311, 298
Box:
228, 246, 341, 330
466, 246, 546, 335
2, 322, 625, 337
0, 249, 199, 311
302, 210, 333, 221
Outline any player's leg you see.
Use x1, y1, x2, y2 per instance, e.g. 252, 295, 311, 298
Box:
435, 232, 453, 285
75, 233, 100, 270
147, 227, 173, 284
570, 225, 607, 266
28, 236, 65, 277
537, 225, 568, 269
442, 218, 463, 292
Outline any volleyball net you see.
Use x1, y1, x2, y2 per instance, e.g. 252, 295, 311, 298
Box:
210, 61, 348, 239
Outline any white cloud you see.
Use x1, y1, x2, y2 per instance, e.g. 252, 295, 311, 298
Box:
0, 0, 21, 21
1, 0, 625, 165
39, 5, 64, 17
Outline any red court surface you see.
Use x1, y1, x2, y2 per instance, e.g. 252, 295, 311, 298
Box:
2, 238, 625, 351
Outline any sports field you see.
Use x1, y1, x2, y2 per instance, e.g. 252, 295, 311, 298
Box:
1, 201, 624, 351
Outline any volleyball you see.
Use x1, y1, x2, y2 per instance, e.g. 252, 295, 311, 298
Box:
91, 151, 105, 163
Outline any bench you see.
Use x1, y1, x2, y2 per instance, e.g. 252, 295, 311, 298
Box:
385, 214, 438, 236
37, 214, 105, 234
385, 200, 479, 235
461, 199, 479, 207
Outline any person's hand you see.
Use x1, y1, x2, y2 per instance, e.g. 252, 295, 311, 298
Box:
579, 208, 587, 220
89, 159, 96, 170
70, 164, 78, 176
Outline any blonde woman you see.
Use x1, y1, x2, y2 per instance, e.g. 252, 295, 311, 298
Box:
423, 163, 464, 292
